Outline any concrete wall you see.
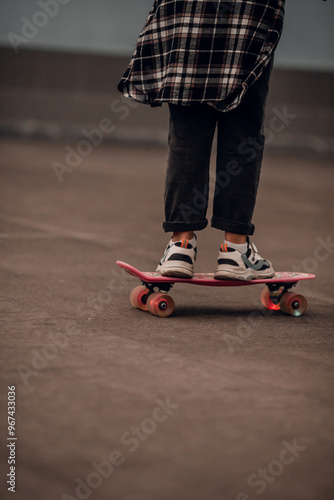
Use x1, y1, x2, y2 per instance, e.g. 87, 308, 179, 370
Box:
0, 46, 333, 155
0, 1, 333, 154
0, 0, 333, 71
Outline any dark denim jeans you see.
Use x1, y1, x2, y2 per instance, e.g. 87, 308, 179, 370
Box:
163, 61, 273, 236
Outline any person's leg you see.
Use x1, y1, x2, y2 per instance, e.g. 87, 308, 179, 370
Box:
212, 61, 275, 280
172, 231, 194, 242
212, 60, 273, 236
164, 104, 217, 234
158, 104, 217, 277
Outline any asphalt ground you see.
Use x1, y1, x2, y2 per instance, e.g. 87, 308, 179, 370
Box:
0, 137, 334, 500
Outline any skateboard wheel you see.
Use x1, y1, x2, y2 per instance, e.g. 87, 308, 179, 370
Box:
280, 292, 307, 317
130, 285, 150, 311
260, 288, 281, 311
146, 292, 175, 318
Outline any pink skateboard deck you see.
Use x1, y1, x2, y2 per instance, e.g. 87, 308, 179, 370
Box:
116, 261, 315, 317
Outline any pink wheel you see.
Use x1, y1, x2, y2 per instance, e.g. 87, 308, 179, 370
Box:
147, 292, 175, 318
130, 285, 150, 311
280, 292, 307, 317
260, 288, 281, 311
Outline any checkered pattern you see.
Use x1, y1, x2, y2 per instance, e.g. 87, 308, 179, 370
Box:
118, 0, 285, 111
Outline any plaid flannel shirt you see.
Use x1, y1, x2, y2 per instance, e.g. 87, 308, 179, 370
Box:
118, 0, 285, 112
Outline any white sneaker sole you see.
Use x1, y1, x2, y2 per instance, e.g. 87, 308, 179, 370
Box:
253, 270, 275, 279
214, 268, 275, 281
158, 263, 194, 279
214, 269, 255, 281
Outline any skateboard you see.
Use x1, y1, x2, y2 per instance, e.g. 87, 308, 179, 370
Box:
116, 261, 316, 318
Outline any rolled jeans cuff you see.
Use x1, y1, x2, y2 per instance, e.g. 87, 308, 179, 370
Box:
163, 219, 208, 233
211, 216, 255, 236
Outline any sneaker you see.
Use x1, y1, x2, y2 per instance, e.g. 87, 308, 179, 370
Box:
214, 237, 275, 281
156, 235, 197, 278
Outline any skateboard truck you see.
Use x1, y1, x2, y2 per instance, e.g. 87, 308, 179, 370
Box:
129, 280, 176, 317
140, 280, 173, 295
262, 281, 308, 315
266, 281, 297, 306
139, 280, 173, 305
